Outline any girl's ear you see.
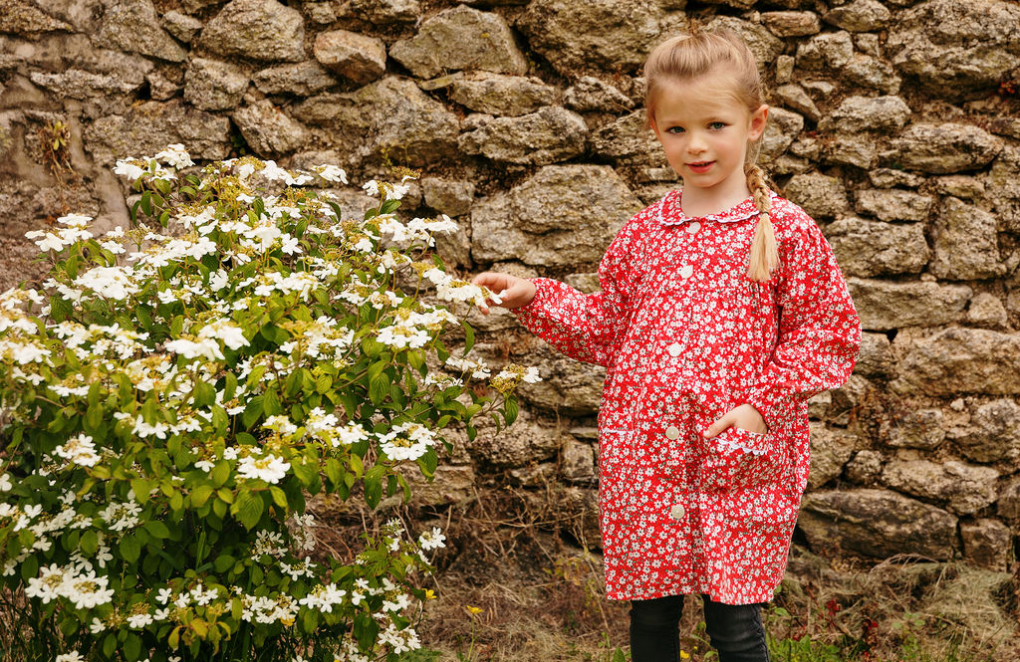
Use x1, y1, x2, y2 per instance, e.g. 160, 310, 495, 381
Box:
748, 104, 769, 141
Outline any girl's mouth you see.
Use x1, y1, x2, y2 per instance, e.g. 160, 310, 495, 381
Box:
687, 161, 714, 174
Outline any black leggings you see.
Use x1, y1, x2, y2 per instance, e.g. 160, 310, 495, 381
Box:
630, 594, 770, 662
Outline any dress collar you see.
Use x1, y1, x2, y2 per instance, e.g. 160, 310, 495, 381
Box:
656, 188, 773, 226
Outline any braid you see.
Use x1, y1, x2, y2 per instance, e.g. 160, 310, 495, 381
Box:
746, 165, 779, 282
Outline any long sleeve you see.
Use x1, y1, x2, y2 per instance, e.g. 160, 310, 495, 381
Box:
746, 210, 862, 431
512, 218, 641, 368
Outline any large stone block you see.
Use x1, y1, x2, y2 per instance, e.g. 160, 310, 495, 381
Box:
761, 11, 820, 37
796, 31, 854, 70
952, 399, 1020, 464
198, 0, 306, 63
471, 165, 642, 267
808, 422, 862, 489
564, 76, 635, 113
881, 459, 999, 515
29, 69, 144, 99
890, 328, 1020, 396
761, 107, 804, 160
252, 62, 338, 96
293, 77, 459, 168
184, 58, 249, 112
820, 96, 911, 134
930, 197, 1006, 281
799, 489, 958, 560
855, 332, 895, 379
389, 5, 526, 79
783, 172, 849, 220
0, 0, 73, 35
591, 110, 667, 166
961, 519, 1013, 571
986, 146, 1020, 234
458, 106, 588, 166
449, 73, 559, 117
823, 0, 891, 32
854, 189, 933, 222
467, 411, 560, 468
888, 123, 1002, 174
232, 100, 308, 156
847, 279, 970, 331
842, 54, 902, 94
313, 29, 386, 84
95, 0, 187, 62
518, 0, 669, 77
825, 218, 929, 277
83, 100, 231, 165
881, 409, 946, 450
886, 0, 1020, 100
706, 16, 784, 66
516, 342, 606, 416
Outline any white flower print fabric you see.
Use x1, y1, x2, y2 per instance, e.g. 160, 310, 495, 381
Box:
514, 189, 861, 605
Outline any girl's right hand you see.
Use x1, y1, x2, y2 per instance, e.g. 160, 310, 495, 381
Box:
471, 272, 537, 314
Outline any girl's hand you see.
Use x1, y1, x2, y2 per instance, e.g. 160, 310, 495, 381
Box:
703, 404, 768, 438
471, 272, 537, 314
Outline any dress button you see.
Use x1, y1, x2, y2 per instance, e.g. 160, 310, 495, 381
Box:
667, 343, 682, 357
670, 503, 685, 520
679, 265, 693, 279
665, 426, 680, 440
686, 222, 700, 234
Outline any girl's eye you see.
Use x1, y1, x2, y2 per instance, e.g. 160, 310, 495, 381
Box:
709, 122, 727, 130
667, 126, 685, 134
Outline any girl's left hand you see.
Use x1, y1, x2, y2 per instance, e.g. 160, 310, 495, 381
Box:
703, 404, 768, 438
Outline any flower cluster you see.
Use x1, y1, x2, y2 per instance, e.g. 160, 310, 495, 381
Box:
0, 145, 530, 662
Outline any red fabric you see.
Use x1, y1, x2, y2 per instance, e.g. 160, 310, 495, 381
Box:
514, 189, 861, 604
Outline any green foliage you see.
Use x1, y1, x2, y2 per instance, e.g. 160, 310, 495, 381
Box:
0, 147, 533, 662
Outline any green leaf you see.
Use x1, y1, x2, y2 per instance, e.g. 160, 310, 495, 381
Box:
144, 520, 171, 539
243, 396, 264, 428
262, 388, 281, 416
462, 320, 475, 354
235, 491, 264, 530
364, 476, 382, 509
505, 398, 519, 426
214, 554, 235, 573
211, 460, 230, 488
368, 371, 389, 406
380, 198, 401, 215
291, 458, 316, 487
223, 372, 238, 401
417, 447, 438, 478
325, 458, 342, 487
119, 534, 142, 563
316, 373, 332, 394
130, 479, 152, 505
191, 484, 214, 508
140, 191, 152, 217
269, 486, 288, 509
80, 529, 99, 556
103, 634, 118, 658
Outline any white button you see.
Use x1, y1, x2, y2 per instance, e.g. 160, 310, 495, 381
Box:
665, 426, 680, 440
667, 343, 682, 357
679, 265, 693, 279
686, 222, 700, 234
670, 503, 685, 520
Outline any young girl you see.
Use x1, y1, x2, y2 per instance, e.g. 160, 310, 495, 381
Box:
473, 29, 860, 662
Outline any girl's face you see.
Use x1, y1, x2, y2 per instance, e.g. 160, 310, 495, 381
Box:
649, 72, 768, 197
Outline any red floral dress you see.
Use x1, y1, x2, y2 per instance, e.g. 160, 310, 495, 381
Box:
514, 189, 861, 605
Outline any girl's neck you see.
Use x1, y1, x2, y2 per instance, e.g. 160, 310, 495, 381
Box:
680, 179, 753, 218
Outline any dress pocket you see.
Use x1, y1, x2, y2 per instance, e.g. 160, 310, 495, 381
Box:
700, 426, 785, 491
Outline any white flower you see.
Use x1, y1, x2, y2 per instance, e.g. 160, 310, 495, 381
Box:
418, 527, 446, 551
75, 266, 139, 300
56, 652, 84, 662
154, 144, 194, 169
194, 460, 215, 472
25, 230, 66, 252
113, 159, 145, 180
0, 473, 11, 492
57, 213, 93, 228
236, 454, 290, 484
312, 164, 347, 184
127, 612, 154, 628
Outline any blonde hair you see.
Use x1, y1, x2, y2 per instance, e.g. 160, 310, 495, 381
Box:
644, 29, 779, 282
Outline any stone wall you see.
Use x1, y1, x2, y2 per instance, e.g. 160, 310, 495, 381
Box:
2, 0, 1019, 571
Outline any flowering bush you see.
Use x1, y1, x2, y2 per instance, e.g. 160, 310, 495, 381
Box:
0, 146, 534, 662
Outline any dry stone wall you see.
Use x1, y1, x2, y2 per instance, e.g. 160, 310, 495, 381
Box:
2, 0, 1020, 572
